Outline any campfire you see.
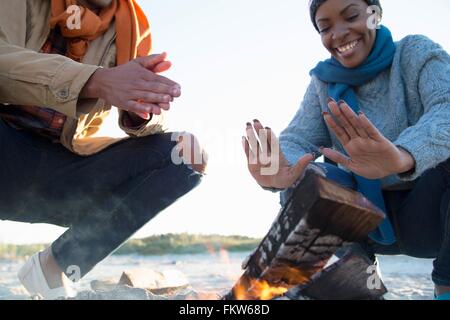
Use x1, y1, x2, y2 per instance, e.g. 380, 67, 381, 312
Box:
233, 277, 289, 301
69, 169, 387, 301
223, 169, 387, 301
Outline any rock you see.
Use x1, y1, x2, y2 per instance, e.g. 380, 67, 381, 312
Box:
74, 285, 163, 300
81, 268, 191, 300
169, 288, 221, 300
118, 268, 189, 294
73, 286, 222, 301
90, 278, 118, 292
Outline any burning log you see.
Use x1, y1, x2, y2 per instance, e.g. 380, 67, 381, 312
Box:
282, 250, 387, 300
224, 168, 385, 300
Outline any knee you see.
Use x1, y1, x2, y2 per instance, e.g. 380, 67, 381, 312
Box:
420, 159, 450, 190
437, 158, 450, 183
171, 132, 208, 175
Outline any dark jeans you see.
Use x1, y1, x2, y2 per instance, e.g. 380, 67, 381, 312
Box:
281, 161, 450, 287
0, 119, 202, 278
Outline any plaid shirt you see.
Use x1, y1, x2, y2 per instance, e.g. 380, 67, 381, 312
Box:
0, 28, 68, 142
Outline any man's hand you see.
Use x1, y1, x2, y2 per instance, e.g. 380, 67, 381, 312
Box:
321, 99, 416, 179
131, 52, 174, 120
81, 52, 181, 120
243, 120, 315, 190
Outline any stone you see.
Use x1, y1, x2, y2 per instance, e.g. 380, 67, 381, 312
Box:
118, 268, 189, 294
74, 285, 161, 300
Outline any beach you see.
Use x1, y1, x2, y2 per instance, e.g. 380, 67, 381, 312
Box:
0, 251, 435, 300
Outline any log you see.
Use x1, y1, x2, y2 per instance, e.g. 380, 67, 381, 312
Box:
224, 168, 385, 300
283, 250, 387, 300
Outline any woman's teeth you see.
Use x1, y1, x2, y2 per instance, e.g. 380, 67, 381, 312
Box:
336, 40, 359, 53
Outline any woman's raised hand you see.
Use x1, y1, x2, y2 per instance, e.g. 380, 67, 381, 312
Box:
242, 120, 315, 190
321, 99, 415, 179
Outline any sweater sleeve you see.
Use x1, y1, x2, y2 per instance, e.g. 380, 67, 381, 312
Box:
394, 36, 450, 180
279, 78, 332, 166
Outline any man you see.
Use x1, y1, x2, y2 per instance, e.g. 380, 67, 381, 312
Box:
0, 0, 207, 299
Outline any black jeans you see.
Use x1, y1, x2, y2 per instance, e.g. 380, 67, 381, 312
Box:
0, 119, 202, 278
281, 160, 450, 287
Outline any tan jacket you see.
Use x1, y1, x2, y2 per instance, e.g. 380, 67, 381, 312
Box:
0, 0, 165, 155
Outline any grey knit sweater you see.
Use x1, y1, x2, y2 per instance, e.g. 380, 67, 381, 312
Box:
279, 35, 450, 189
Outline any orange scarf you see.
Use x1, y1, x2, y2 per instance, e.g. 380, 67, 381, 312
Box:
50, 0, 152, 65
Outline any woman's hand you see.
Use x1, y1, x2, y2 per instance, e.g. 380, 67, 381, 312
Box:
81, 52, 181, 120
242, 120, 315, 189
321, 99, 416, 179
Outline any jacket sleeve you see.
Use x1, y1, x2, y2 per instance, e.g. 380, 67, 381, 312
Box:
118, 109, 166, 137
394, 37, 450, 181
0, 25, 101, 119
279, 78, 332, 166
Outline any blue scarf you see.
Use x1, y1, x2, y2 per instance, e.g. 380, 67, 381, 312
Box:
310, 25, 397, 245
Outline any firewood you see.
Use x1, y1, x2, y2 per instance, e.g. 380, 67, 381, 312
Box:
224, 169, 385, 300
284, 250, 387, 300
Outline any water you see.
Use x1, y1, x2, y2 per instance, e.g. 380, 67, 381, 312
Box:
0, 252, 435, 300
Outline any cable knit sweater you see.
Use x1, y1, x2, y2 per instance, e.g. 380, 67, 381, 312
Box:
280, 35, 450, 189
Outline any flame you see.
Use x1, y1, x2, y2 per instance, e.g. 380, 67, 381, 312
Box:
203, 245, 291, 300
219, 248, 230, 265
204, 243, 217, 256
234, 278, 288, 300
231, 265, 314, 300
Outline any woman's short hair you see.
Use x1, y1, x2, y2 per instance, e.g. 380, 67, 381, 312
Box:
309, 0, 382, 32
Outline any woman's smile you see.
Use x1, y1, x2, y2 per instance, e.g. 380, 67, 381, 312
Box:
335, 38, 362, 59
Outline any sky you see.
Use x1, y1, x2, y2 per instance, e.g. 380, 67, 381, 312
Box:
0, 0, 449, 244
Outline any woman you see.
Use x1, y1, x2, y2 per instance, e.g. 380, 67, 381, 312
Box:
243, 0, 450, 299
